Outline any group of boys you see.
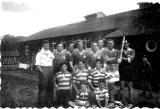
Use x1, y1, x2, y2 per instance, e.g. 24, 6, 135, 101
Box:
35, 38, 135, 108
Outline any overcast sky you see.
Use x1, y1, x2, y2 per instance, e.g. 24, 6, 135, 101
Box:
0, 0, 159, 37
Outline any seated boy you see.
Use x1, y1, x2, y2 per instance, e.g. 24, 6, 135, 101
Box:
94, 79, 109, 108
55, 62, 72, 108
68, 81, 90, 108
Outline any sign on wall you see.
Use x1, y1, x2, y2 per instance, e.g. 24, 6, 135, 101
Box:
2, 56, 19, 65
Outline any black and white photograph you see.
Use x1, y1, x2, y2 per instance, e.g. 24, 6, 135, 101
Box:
0, 0, 160, 108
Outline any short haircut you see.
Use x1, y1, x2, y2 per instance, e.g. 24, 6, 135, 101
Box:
56, 42, 63, 46
97, 38, 103, 41
107, 39, 114, 43
92, 41, 97, 44
42, 40, 49, 45
68, 41, 75, 48
124, 40, 129, 46
60, 62, 67, 67
68, 41, 74, 45
78, 60, 85, 64
77, 39, 84, 44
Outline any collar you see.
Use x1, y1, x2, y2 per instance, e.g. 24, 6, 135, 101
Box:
123, 47, 132, 52
95, 68, 103, 72
41, 48, 50, 55
97, 87, 106, 91
56, 50, 65, 55
60, 71, 68, 74
80, 89, 88, 93
77, 49, 85, 55
98, 47, 105, 50
106, 48, 115, 52
91, 49, 98, 54
78, 68, 87, 72
78, 49, 85, 53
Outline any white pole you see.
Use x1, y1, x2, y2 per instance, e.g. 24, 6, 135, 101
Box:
120, 35, 125, 59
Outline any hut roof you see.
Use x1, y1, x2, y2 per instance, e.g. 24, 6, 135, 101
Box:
19, 3, 160, 42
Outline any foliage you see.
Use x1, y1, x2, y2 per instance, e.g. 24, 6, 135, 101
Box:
1, 34, 18, 51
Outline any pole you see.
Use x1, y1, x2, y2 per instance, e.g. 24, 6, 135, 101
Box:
120, 35, 125, 59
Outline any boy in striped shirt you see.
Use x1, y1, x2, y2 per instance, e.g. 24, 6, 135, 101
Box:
94, 79, 109, 108
73, 60, 89, 93
55, 62, 72, 108
69, 81, 90, 108
88, 59, 108, 91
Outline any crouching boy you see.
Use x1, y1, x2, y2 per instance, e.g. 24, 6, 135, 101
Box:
94, 79, 109, 108
69, 81, 90, 108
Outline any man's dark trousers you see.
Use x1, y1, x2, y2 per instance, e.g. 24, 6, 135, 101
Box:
38, 66, 53, 107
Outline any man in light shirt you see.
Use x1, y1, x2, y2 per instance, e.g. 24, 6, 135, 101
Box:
35, 40, 55, 107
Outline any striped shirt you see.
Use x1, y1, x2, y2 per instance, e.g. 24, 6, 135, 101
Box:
95, 88, 109, 101
75, 90, 89, 106
55, 71, 72, 90
88, 69, 108, 87
73, 69, 89, 84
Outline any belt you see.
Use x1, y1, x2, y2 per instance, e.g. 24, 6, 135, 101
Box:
41, 66, 52, 68
108, 64, 117, 66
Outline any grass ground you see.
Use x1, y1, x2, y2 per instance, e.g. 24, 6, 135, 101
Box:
0, 69, 160, 108
1, 72, 38, 107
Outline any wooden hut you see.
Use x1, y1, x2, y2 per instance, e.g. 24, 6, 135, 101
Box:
18, 2, 160, 91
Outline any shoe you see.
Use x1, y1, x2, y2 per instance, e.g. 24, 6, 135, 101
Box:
114, 100, 124, 107
107, 103, 115, 108
127, 104, 133, 109
146, 96, 153, 99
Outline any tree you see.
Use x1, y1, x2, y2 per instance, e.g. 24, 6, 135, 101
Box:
1, 34, 18, 51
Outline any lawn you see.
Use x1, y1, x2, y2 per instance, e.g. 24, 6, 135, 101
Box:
1, 73, 38, 107
1, 70, 159, 108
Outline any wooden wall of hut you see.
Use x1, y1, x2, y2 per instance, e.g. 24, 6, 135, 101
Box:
120, 34, 160, 91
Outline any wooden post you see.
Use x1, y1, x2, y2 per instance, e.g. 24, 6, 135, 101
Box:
83, 36, 91, 50
52, 41, 56, 52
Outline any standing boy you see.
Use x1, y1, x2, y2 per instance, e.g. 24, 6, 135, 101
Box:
55, 62, 72, 108
73, 60, 89, 93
